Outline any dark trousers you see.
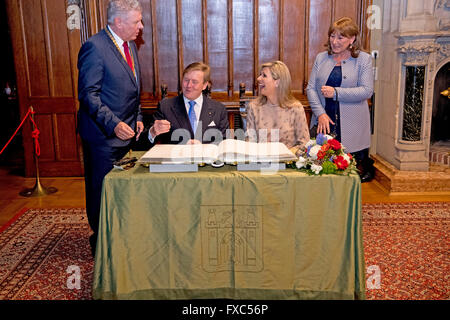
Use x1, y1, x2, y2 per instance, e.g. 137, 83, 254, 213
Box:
351, 148, 369, 163
351, 148, 374, 180
82, 139, 130, 253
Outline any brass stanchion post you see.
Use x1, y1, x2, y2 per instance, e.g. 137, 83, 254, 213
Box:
19, 106, 57, 197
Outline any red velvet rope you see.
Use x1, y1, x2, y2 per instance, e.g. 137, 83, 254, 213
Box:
0, 107, 40, 157
29, 111, 40, 156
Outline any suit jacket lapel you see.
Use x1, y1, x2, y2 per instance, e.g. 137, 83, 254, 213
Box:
102, 29, 138, 88
172, 95, 194, 135
199, 97, 215, 135
129, 42, 140, 92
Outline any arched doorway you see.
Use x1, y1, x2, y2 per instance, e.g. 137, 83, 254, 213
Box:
429, 61, 450, 167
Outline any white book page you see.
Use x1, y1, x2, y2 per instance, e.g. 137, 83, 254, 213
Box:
140, 144, 218, 163
217, 139, 295, 162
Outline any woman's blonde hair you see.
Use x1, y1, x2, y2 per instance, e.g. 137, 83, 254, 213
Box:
256, 60, 298, 108
325, 17, 361, 58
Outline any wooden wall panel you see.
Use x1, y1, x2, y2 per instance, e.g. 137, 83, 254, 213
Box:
181, 0, 204, 67
232, 0, 254, 94
307, 0, 333, 78
137, 0, 155, 96
207, 0, 229, 93
232, 0, 253, 89
55, 114, 79, 161
156, 0, 179, 92
257, 0, 280, 69
333, 0, 359, 25
43, 0, 74, 97
22, 0, 49, 97
282, 0, 306, 93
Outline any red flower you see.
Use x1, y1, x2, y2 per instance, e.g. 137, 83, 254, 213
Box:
328, 139, 341, 151
317, 150, 326, 160
333, 155, 348, 170
321, 144, 331, 152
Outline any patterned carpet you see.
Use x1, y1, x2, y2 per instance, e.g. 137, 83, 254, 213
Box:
362, 202, 449, 300
0, 208, 94, 300
0, 203, 448, 300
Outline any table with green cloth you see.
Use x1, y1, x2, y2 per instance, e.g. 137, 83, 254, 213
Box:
93, 152, 365, 300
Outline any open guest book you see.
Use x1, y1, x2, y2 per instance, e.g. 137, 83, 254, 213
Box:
138, 139, 297, 172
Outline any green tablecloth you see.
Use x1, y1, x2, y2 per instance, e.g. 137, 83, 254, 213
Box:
93, 153, 365, 300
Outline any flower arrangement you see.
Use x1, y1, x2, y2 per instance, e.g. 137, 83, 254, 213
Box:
291, 133, 357, 175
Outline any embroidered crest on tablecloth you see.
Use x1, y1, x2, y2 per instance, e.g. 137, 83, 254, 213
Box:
200, 205, 263, 273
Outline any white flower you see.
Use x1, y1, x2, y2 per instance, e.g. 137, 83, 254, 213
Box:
296, 156, 307, 169
342, 153, 351, 165
305, 139, 316, 149
308, 145, 321, 160
311, 164, 323, 174
324, 134, 334, 141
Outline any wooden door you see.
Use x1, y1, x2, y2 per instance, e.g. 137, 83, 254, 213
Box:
6, 0, 83, 177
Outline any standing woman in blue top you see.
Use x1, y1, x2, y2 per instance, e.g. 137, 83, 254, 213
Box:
307, 17, 374, 182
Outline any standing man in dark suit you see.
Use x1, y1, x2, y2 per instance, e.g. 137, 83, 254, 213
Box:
77, 0, 144, 256
149, 62, 229, 145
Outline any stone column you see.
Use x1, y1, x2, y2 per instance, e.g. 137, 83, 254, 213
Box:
395, 37, 440, 171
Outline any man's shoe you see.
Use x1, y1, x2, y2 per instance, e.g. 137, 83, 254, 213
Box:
360, 171, 374, 183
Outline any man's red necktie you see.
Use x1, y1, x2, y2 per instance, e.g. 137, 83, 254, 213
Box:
123, 41, 133, 71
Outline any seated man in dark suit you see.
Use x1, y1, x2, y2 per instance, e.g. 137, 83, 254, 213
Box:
148, 62, 229, 145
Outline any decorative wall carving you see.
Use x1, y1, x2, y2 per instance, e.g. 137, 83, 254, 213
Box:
397, 41, 440, 65
436, 42, 450, 66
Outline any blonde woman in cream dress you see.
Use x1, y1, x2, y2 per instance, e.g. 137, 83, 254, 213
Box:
246, 60, 310, 156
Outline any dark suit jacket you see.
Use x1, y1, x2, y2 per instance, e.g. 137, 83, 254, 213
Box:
153, 94, 229, 144
77, 28, 143, 147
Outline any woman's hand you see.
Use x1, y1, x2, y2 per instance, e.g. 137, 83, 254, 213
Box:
317, 113, 335, 134
320, 86, 335, 98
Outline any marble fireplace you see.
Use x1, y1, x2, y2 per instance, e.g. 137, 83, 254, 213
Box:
370, 0, 450, 192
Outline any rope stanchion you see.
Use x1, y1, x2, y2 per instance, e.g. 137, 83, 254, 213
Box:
1, 106, 58, 197
29, 109, 41, 157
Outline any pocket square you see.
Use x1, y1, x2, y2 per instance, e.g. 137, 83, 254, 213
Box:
208, 121, 216, 127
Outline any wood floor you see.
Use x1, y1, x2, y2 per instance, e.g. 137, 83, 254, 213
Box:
1, 164, 449, 228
